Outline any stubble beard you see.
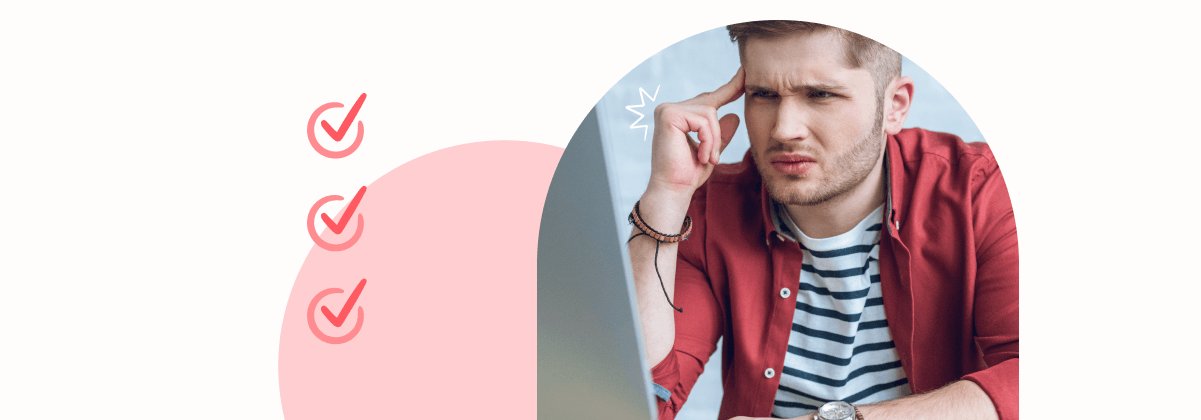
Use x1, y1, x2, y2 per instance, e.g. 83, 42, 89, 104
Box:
755, 102, 886, 207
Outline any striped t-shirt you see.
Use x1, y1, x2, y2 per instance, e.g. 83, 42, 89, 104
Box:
770, 204, 911, 419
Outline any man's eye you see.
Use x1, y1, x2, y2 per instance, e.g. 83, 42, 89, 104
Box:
751, 91, 778, 99
810, 91, 835, 99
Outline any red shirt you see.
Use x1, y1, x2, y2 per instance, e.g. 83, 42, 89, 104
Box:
651, 128, 1019, 420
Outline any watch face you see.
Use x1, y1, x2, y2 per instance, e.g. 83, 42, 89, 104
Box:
819, 401, 855, 420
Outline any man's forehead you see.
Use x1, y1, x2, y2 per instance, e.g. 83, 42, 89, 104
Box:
742, 31, 869, 89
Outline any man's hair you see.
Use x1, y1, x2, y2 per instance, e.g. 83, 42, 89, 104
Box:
727, 20, 902, 98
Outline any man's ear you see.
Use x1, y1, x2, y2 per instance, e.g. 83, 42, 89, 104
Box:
883, 76, 914, 135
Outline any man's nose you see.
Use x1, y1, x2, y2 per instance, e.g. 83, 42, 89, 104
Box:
770, 98, 811, 143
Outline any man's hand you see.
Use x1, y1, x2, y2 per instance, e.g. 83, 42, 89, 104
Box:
646, 67, 745, 202
632, 67, 745, 368
724, 381, 998, 420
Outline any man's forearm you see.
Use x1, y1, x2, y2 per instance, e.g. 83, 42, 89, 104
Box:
814, 381, 998, 420
861, 381, 998, 420
628, 187, 692, 367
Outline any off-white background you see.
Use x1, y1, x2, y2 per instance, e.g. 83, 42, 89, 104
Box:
1, 1, 1197, 418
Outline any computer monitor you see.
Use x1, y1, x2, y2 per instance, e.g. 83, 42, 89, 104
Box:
537, 107, 658, 420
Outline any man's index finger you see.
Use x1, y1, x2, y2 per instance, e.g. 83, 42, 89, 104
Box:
700, 67, 745, 108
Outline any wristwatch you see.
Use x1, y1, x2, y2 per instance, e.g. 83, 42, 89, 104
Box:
814, 401, 863, 420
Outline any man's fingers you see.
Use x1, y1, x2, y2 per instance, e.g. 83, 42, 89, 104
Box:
691, 67, 745, 109
683, 132, 700, 163
710, 113, 740, 164
684, 132, 699, 149
708, 109, 722, 164
660, 101, 749, 166
668, 110, 717, 164
718, 113, 740, 154
696, 122, 716, 164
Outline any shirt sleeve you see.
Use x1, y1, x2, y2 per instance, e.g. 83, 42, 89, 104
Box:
961, 149, 1019, 420
649, 195, 724, 420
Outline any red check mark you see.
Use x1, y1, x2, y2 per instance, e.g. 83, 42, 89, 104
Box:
320, 93, 367, 142
321, 186, 367, 235
321, 279, 367, 328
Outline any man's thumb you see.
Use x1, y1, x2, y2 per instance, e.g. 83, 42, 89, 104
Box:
718, 113, 741, 153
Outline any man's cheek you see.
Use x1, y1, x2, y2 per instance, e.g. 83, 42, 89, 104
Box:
744, 114, 771, 146
744, 103, 769, 129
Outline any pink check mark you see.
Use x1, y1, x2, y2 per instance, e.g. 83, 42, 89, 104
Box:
321, 279, 367, 328
320, 93, 366, 142
321, 186, 367, 235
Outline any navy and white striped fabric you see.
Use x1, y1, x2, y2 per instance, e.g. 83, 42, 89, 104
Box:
770, 204, 911, 419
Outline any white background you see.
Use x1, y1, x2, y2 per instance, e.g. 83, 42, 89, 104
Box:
1, 1, 1198, 418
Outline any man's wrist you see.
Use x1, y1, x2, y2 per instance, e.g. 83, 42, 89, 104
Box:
810, 401, 863, 420
637, 186, 694, 235
644, 181, 695, 206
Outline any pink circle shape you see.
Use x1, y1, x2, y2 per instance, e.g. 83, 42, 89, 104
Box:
306, 194, 364, 252
279, 141, 562, 420
306, 287, 365, 344
307, 102, 365, 159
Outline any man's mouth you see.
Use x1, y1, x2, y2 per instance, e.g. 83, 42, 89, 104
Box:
770, 154, 817, 175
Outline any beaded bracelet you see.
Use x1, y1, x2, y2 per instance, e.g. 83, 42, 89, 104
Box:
628, 200, 692, 243
627, 200, 689, 313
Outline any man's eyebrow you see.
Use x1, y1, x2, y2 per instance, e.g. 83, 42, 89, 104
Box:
745, 84, 776, 94
801, 82, 851, 92
745, 82, 851, 94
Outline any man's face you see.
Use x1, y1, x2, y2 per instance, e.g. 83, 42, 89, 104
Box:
743, 30, 886, 207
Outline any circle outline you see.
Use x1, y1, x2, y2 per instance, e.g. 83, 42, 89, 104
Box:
306, 287, 365, 344
307, 102, 365, 159
307, 194, 365, 252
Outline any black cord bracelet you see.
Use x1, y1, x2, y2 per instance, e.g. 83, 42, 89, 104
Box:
628, 202, 685, 313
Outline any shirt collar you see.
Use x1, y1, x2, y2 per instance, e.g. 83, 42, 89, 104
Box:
885, 132, 904, 233
768, 199, 798, 242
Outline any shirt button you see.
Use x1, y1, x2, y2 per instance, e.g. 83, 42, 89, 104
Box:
780, 288, 791, 298
776, 232, 785, 242
765, 368, 775, 378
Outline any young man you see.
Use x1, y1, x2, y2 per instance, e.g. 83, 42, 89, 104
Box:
627, 21, 1017, 420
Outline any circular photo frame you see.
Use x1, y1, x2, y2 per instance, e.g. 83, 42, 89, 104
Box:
539, 21, 1016, 420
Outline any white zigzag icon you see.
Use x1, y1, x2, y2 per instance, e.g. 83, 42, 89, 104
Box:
625, 85, 660, 141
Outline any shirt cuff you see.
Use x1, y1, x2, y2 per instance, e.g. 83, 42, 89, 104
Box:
652, 382, 672, 402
